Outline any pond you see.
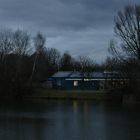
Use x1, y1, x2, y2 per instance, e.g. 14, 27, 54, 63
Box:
0, 100, 140, 140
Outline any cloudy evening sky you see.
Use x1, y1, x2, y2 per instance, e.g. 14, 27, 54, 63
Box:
0, 0, 140, 62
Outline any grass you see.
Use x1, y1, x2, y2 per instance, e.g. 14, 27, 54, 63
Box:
23, 88, 122, 101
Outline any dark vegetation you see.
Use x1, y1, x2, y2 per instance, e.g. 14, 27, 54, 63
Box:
0, 5, 140, 99
109, 5, 140, 98
0, 29, 96, 96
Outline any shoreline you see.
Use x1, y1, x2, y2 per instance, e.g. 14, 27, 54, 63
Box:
1, 89, 139, 104
22, 89, 122, 101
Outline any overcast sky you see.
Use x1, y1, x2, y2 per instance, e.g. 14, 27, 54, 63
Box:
0, 0, 140, 63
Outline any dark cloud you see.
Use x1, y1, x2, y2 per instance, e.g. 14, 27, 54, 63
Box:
0, 0, 140, 62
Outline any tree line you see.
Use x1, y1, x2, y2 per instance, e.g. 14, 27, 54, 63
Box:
0, 4, 140, 97
0, 29, 97, 96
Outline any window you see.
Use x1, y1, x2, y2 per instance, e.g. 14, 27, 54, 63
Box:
74, 81, 78, 86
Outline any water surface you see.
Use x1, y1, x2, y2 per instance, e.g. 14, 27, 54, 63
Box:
0, 100, 140, 140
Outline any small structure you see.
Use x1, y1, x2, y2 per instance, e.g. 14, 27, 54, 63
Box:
50, 71, 73, 89
49, 71, 126, 90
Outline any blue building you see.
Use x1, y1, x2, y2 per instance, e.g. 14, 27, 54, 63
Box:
64, 72, 102, 90
49, 71, 124, 90
50, 71, 73, 89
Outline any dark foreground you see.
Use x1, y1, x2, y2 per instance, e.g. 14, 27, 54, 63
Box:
0, 100, 140, 140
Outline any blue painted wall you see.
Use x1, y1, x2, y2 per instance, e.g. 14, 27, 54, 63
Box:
65, 80, 80, 90
52, 78, 66, 89
51, 77, 100, 90
65, 80, 100, 90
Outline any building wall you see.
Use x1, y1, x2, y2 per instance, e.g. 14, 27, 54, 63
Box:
50, 77, 127, 90
65, 80, 80, 90
52, 78, 66, 89
65, 80, 100, 90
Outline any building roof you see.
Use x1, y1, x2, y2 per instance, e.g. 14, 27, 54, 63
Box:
51, 71, 120, 79
69, 72, 105, 78
91, 72, 104, 78
70, 72, 81, 78
51, 71, 73, 78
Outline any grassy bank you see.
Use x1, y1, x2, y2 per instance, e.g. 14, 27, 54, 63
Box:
23, 89, 122, 101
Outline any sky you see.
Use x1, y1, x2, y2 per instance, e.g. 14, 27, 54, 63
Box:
0, 0, 140, 63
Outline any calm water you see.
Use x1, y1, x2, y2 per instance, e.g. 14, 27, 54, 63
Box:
0, 100, 140, 140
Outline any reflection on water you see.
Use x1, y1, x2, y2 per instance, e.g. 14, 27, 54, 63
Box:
0, 100, 140, 140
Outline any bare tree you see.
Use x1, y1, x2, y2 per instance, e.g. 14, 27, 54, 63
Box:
12, 30, 30, 90
0, 29, 13, 94
110, 5, 140, 60
30, 32, 46, 86
45, 48, 60, 70
60, 51, 75, 71
78, 55, 95, 77
0, 29, 32, 95
109, 5, 140, 95
13, 30, 30, 55
0, 29, 13, 61
34, 32, 46, 53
